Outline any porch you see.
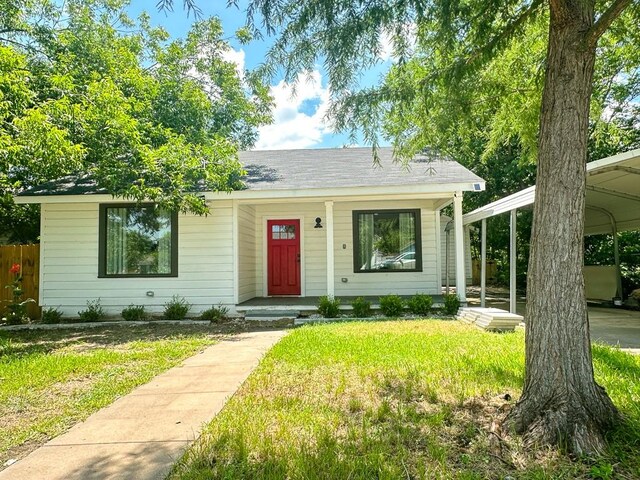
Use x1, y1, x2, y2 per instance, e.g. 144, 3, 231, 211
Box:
236, 295, 447, 313
231, 192, 470, 309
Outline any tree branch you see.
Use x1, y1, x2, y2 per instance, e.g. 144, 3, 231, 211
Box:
465, 0, 545, 69
586, 0, 633, 47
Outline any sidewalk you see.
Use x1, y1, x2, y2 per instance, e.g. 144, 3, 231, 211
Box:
0, 329, 287, 480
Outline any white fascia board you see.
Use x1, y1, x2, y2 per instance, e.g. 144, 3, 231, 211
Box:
205, 181, 485, 200
586, 148, 640, 172
14, 194, 116, 204
16, 181, 485, 205
463, 186, 535, 225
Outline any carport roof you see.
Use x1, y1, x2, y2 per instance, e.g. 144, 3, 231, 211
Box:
463, 148, 640, 235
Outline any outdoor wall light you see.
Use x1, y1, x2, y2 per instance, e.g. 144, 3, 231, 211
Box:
314, 217, 323, 228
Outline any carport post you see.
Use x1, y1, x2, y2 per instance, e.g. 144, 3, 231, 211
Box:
481, 218, 486, 308
509, 209, 517, 314
612, 223, 623, 300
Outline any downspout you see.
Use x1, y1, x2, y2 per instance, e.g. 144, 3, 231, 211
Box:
445, 219, 453, 295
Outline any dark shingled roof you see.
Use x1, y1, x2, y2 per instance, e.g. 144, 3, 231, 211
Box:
19, 147, 483, 196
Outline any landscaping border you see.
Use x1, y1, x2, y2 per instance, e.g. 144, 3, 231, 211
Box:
0, 320, 212, 331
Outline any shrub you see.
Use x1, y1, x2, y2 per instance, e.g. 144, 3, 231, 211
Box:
407, 294, 433, 316
78, 299, 105, 322
379, 295, 405, 317
443, 294, 461, 315
351, 297, 372, 318
4, 262, 35, 325
200, 304, 229, 323
317, 295, 341, 318
41, 307, 63, 324
121, 305, 148, 322
164, 295, 191, 320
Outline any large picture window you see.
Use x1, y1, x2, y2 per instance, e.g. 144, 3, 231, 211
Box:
98, 204, 178, 277
353, 209, 422, 273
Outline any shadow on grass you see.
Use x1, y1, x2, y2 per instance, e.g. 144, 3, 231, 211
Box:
0, 323, 258, 359
173, 415, 503, 480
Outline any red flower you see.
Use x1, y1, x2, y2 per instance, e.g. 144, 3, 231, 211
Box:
9, 263, 20, 274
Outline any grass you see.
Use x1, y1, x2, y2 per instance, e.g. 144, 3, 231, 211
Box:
170, 320, 640, 480
0, 324, 225, 466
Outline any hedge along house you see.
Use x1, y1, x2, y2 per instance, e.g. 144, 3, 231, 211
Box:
15, 147, 484, 317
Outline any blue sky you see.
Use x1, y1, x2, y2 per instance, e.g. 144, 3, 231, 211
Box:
126, 1, 391, 150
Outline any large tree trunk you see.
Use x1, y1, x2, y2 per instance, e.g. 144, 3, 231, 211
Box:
505, 0, 619, 454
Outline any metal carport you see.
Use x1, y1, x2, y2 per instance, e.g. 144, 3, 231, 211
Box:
463, 148, 640, 313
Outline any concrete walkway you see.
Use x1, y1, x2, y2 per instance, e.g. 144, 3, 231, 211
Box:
0, 329, 287, 480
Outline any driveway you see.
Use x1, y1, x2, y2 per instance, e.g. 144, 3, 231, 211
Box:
466, 291, 640, 352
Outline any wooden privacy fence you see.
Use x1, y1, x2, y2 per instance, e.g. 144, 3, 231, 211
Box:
0, 244, 40, 319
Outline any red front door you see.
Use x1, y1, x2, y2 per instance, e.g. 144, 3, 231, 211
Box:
267, 219, 301, 296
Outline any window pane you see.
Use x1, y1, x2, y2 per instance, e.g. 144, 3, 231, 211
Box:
105, 206, 173, 275
355, 211, 418, 271
272, 224, 296, 240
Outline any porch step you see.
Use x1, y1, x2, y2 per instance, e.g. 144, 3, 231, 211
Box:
244, 310, 299, 322
456, 307, 523, 331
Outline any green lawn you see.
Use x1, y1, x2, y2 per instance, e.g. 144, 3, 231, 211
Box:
0, 324, 223, 466
170, 320, 640, 480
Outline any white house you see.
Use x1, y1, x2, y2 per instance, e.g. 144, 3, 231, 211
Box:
15, 147, 484, 317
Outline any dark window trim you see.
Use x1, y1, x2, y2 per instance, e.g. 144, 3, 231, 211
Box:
352, 208, 422, 273
98, 203, 179, 278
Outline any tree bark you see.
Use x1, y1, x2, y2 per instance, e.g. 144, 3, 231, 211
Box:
505, 0, 619, 455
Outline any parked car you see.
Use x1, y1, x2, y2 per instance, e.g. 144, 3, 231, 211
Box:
376, 251, 416, 270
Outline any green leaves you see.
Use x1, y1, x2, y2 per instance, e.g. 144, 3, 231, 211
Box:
0, 0, 271, 229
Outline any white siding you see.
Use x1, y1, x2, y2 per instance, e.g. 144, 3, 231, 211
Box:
40, 202, 235, 317
333, 200, 440, 296
40, 197, 462, 315
237, 205, 257, 303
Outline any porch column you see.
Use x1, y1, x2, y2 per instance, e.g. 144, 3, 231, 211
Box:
509, 209, 517, 314
481, 218, 487, 308
434, 212, 442, 293
232, 200, 239, 305
453, 192, 466, 302
325, 201, 335, 297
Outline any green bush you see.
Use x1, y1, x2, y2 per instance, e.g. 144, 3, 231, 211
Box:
78, 299, 105, 322
443, 294, 461, 315
200, 304, 229, 323
121, 305, 148, 322
41, 307, 63, 324
317, 295, 341, 318
379, 295, 405, 317
163, 295, 191, 320
407, 294, 433, 316
351, 297, 372, 318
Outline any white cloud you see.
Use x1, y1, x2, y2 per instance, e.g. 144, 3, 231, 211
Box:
186, 46, 246, 100
378, 24, 417, 61
255, 70, 332, 150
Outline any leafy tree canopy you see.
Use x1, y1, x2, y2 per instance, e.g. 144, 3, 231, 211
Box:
160, 1, 629, 173
0, 0, 272, 242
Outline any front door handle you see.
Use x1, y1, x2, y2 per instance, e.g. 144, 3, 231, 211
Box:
297, 253, 301, 263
